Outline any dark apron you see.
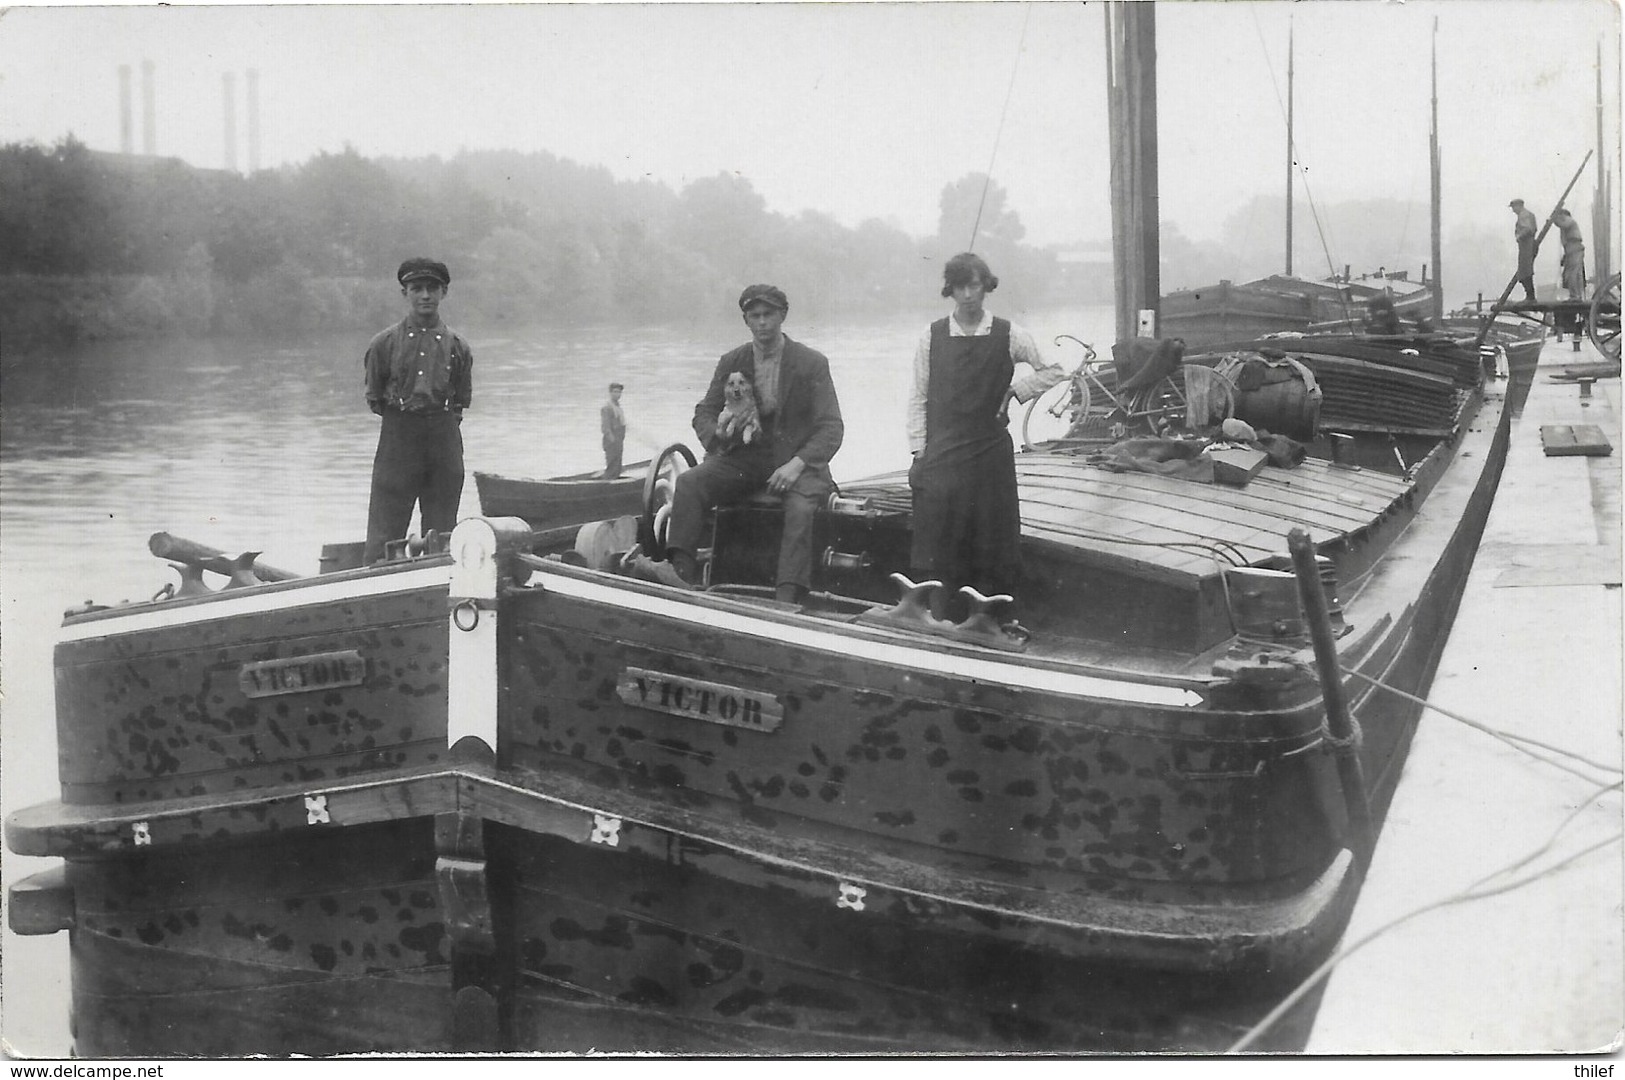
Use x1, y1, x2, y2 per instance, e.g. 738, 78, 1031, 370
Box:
910, 317, 1020, 593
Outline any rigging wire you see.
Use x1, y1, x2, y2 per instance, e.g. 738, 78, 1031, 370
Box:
1248, 9, 1346, 295
968, 2, 1034, 252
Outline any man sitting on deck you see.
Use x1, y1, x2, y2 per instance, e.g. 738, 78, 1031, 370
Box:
633, 285, 844, 606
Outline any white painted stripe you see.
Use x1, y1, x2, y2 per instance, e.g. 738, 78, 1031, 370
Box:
529, 569, 1203, 708
57, 564, 455, 643
447, 520, 499, 753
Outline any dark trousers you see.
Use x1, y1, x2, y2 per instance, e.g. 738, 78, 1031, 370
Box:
667, 451, 831, 589
1515, 241, 1537, 300
364, 410, 465, 563
602, 438, 624, 479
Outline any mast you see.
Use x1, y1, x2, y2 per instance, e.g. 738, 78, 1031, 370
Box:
1595, 41, 1613, 286
1285, 16, 1294, 277
1429, 17, 1443, 320
1105, 1, 1161, 341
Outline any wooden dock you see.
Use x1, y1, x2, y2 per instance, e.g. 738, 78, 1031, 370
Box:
1307, 332, 1623, 1054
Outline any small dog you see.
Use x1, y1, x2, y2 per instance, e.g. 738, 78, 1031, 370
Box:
715, 371, 763, 446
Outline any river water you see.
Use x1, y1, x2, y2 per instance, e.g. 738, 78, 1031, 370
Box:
0, 303, 1117, 1058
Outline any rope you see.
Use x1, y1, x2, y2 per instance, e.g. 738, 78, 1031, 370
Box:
1343, 666, 1623, 781
1222, 660, 1623, 1051
968, 2, 1033, 251
1226, 822, 1621, 1053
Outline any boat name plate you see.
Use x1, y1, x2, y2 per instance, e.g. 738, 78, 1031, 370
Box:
617, 667, 783, 733
239, 650, 367, 698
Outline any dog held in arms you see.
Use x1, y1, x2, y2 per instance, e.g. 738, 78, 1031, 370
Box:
716, 371, 763, 447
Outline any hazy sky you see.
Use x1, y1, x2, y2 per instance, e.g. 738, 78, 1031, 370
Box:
0, 0, 1618, 256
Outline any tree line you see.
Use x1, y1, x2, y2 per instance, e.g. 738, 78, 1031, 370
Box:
0, 137, 1078, 351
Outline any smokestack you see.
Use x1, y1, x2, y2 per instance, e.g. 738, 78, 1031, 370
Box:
118, 65, 133, 155
246, 69, 261, 173
223, 72, 238, 172
141, 59, 156, 155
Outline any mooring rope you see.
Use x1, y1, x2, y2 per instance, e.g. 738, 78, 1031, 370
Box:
1225, 816, 1621, 1053
1223, 655, 1623, 1052
1343, 665, 1623, 781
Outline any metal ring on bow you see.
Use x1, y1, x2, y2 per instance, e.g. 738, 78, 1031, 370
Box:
452, 598, 481, 632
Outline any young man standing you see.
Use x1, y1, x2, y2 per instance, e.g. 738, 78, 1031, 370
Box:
362, 257, 473, 564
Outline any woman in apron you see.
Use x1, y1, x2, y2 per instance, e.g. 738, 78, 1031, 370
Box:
906, 253, 1065, 625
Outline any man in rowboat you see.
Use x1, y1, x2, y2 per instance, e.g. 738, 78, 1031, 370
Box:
361, 257, 474, 564
640, 284, 844, 605
907, 252, 1066, 625
601, 381, 627, 478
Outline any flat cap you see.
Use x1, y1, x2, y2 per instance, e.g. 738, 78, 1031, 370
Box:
1509, 198, 1524, 208
737, 284, 789, 313
398, 257, 451, 287
609, 381, 624, 391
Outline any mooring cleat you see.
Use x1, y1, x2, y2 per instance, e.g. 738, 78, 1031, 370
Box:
224, 551, 263, 590
169, 562, 212, 598
874, 573, 945, 625
954, 586, 1017, 638
953, 588, 1031, 648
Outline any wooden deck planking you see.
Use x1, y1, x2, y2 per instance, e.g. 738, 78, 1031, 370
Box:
1018, 487, 1326, 575
1019, 457, 1404, 532
1020, 486, 1339, 553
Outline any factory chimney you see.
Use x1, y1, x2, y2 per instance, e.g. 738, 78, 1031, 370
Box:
141, 59, 156, 155
246, 69, 261, 173
223, 72, 238, 172
118, 65, 133, 155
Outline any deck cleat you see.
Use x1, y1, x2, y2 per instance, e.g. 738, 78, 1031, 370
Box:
955, 587, 1031, 648
872, 573, 946, 626
169, 562, 213, 598
224, 551, 263, 590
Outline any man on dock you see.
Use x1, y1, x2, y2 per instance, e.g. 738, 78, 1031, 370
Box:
638, 284, 844, 605
601, 382, 627, 478
362, 257, 473, 564
1550, 208, 1587, 301
1510, 198, 1538, 303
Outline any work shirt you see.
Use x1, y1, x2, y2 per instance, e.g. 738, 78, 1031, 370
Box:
1514, 209, 1538, 244
751, 334, 784, 417
364, 318, 474, 415
1555, 216, 1585, 256
907, 312, 1065, 453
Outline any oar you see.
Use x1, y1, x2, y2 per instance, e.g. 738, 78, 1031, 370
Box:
148, 532, 301, 582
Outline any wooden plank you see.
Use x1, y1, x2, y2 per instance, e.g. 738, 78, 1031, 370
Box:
1021, 462, 1389, 535
1019, 460, 1377, 530
1540, 424, 1613, 457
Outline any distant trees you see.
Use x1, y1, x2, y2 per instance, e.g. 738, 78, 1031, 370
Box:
0, 140, 1082, 349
